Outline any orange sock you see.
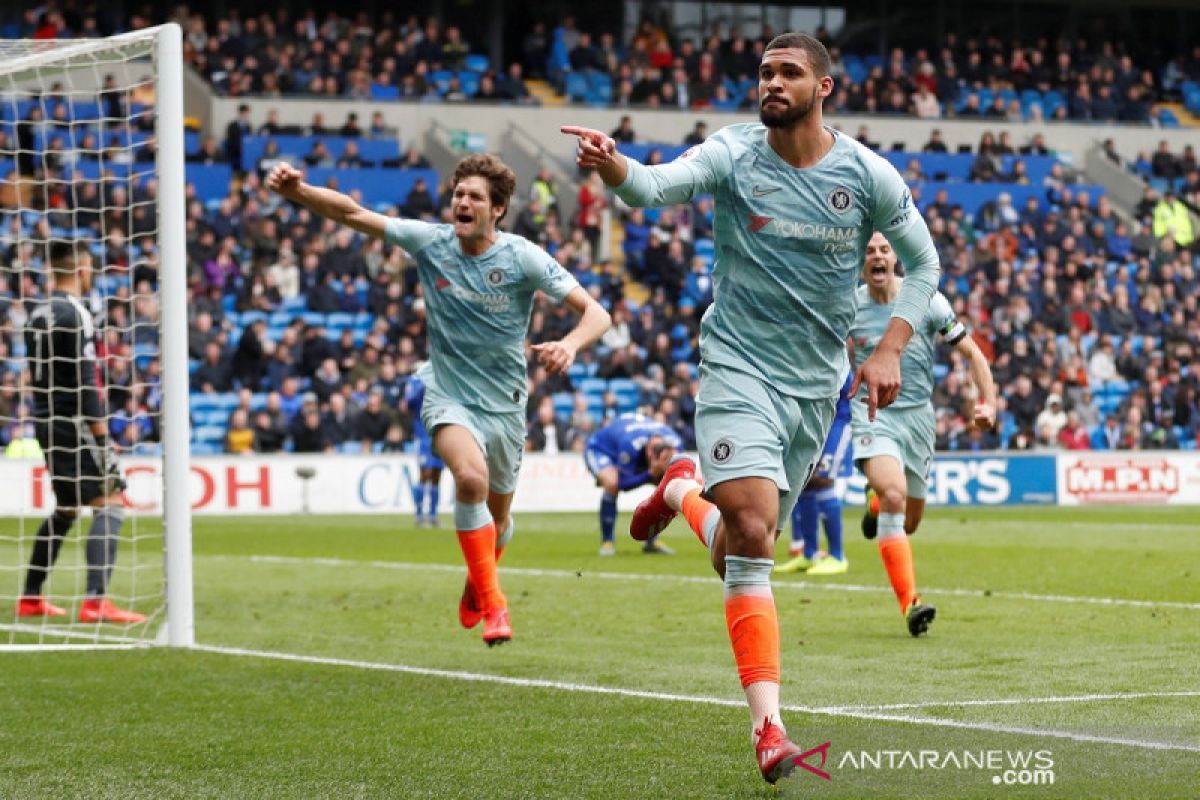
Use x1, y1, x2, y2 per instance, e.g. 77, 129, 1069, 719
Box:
878, 536, 917, 613
723, 594, 780, 687
457, 523, 505, 611
682, 488, 718, 547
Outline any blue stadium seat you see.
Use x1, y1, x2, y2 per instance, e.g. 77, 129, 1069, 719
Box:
301, 167, 439, 206
191, 442, 222, 456
608, 378, 639, 409
193, 425, 226, 444
326, 312, 354, 330
552, 391, 574, 418
185, 163, 234, 200
464, 54, 490, 73
370, 84, 400, 100
564, 72, 590, 102
578, 377, 607, 397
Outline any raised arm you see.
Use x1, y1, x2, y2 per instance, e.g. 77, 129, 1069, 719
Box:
266, 163, 390, 240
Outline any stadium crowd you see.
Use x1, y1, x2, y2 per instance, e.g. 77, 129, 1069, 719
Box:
2, 6, 1200, 459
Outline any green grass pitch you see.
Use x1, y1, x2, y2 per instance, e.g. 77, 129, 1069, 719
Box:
1, 506, 1198, 798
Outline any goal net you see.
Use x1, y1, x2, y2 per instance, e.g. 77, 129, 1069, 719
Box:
0, 25, 191, 648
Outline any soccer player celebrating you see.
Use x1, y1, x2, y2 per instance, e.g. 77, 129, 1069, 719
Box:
776, 373, 853, 575
403, 369, 444, 528
584, 412, 683, 556
18, 240, 145, 624
563, 32, 939, 784
852, 231, 996, 636
267, 156, 610, 647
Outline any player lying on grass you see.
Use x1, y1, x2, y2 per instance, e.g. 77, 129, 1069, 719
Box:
852, 231, 997, 637
268, 155, 610, 647
584, 413, 682, 556
564, 31, 938, 785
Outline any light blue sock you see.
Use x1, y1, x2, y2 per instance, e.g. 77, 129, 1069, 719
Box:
454, 500, 492, 531
599, 493, 618, 543
792, 491, 820, 559
816, 487, 844, 560
723, 555, 775, 589
496, 517, 515, 552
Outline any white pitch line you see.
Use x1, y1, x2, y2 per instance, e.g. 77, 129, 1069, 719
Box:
192, 643, 1200, 754
818, 690, 1200, 712
206, 554, 1200, 611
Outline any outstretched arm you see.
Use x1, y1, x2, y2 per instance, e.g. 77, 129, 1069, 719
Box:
266, 163, 390, 240
561, 125, 727, 208
531, 286, 611, 375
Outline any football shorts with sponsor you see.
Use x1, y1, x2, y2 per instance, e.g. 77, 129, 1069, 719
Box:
696, 363, 838, 531
420, 371, 525, 495
851, 403, 935, 500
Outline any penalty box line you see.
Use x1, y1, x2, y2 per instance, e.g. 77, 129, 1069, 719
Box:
207, 554, 1200, 611
192, 642, 1200, 754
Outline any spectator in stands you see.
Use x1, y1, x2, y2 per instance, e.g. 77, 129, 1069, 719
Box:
1036, 393, 1068, 438
232, 319, 268, 391
610, 115, 636, 143
290, 394, 329, 452
1151, 140, 1181, 180
225, 408, 255, 454
337, 141, 366, 168
527, 395, 569, 452
187, 135, 226, 165
402, 178, 436, 220
354, 388, 392, 452
499, 62, 535, 104
251, 408, 286, 453
683, 121, 708, 146
1057, 411, 1092, 449
192, 341, 233, 393
1153, 191, 1195, 248
303, 140, 335, 168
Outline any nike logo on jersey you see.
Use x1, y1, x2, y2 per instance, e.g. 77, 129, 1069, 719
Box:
751, 185, 782, 197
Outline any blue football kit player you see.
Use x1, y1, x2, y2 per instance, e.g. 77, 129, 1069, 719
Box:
584, 413, 683, 556
404, 372, 445, 528
777, 373, 853, 574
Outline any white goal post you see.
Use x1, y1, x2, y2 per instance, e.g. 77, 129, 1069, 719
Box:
0, 24, 191, 647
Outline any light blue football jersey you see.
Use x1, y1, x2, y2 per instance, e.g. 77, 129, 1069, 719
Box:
384, 220, 579, 412
850, 283, 963, 409
614, 123, 939, 399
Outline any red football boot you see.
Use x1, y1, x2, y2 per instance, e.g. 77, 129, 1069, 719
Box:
481, 607, 512, 647
754, 717, 804, 784
16, 596, 67, 618
79, 598, 146, 624
629, 457, 696, 542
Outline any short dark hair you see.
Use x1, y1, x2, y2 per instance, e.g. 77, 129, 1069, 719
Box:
451, 154, 517, 220
48, 240, 89, 276
764, 32, 831, 77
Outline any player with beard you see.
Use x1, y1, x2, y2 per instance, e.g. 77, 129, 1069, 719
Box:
562, 32, 940, 784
